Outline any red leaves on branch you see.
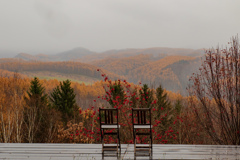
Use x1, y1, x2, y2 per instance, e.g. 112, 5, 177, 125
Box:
73, 70, 192, 144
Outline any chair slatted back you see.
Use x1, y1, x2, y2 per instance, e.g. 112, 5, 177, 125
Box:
132, 108, 151, 125
99, 108, 118, 125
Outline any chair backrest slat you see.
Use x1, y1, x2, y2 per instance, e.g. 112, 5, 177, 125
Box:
138, 111, 140, 124
132, 108, 151, 125
143, 110, 146, 124
99, 108, 118, 125
111, 110, 113, 124
107, 110, 110, 123
105, 110, 107, 124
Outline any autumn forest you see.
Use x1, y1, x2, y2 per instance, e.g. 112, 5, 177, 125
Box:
0, 37, 240, 145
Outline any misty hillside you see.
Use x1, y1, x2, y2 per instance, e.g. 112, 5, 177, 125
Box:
89, 53, 202, 93
15, 53, 38, 61
3, 47, 205, 93
0, 61, 125, 84
15, 47, 97, 62
14, 47, 204, 62
89, 54, 155, 75
80, 47, 204, 63
52, 47, 96, 61
127, 55, 198, 92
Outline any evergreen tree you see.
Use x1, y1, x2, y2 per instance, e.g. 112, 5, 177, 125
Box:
155, 85, 174, 137
107, 80, 126, 108
130, 88, 139, 108
174, 98, 182, 117
139, 84, 154, 108
174, 98, 183, 144
50, 79, 76, 123
24, 77, 48, 143
155, 85, 171, 118
50, 86, 61, 108
27, 77, 48, 105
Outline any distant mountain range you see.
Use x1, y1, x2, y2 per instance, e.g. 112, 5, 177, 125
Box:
14, 47, 96, 61
14, 47, 204, 62
0, 47, 205, 94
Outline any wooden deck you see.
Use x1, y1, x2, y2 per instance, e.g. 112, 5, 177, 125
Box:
0, 143, 240, 160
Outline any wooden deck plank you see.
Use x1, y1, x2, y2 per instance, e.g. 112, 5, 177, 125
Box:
0, 144, 240, 160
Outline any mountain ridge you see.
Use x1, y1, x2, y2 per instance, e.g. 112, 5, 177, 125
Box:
2, 47, 206, 94
14, 47, 204, 62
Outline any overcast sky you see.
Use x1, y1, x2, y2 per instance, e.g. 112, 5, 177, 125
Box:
0, 0, 239, 57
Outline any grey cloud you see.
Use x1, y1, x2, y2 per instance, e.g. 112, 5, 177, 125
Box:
34, 0, 72, 38
0, 0, 239, 56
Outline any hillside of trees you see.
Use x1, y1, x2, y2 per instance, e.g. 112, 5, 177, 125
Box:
0, 61, 124, 84
7, 47, 205, 93
1, 36, 239, 145
0, 53, 201, 93
128, 55, 197, 91
0, 73, 208, 144
90, 54, 200, 93
80, 47, 203, 63
90, 54, 154, 75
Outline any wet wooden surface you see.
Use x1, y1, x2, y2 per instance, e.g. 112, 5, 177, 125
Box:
0, 143, 240, 159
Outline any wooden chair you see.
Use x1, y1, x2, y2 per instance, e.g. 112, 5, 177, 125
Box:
132, 108, 152, 157
99, 108, 121, 155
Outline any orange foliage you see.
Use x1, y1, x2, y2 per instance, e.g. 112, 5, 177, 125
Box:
0, 61, 124, 81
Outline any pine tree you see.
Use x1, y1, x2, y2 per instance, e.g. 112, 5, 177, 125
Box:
50, 86, 61, 108
50, 79, 76, 123
174, 98, 183, 143
155, 85, 174, 137
139, 84, 154, 108
155, 85, 171, 118
174, 98, 182, 117
27, 77, 48, 105
107, 80, 126, 108
130, 88, 139, 108
24, 77, 48, 143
